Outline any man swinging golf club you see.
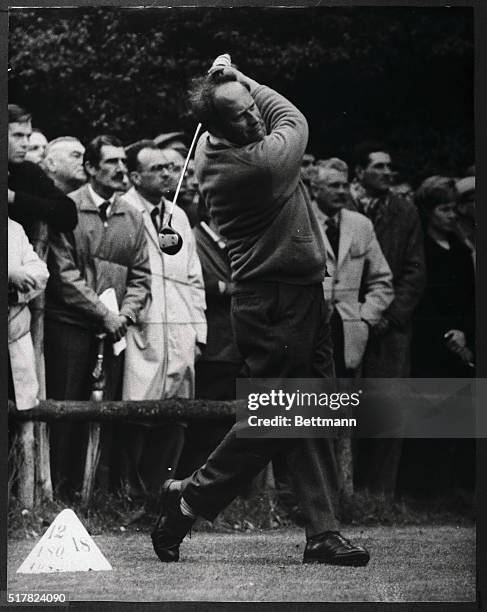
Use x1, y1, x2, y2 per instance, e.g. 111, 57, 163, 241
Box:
151, 55, 370, 567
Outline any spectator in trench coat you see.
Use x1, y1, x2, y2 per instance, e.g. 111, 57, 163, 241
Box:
120, 140, 206, 500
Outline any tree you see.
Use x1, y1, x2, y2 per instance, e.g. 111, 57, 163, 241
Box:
9, 6, 474, 183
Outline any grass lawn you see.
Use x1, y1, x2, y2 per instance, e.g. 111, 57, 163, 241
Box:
8, 526, 475, 602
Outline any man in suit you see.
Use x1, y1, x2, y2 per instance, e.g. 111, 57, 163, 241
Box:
310, 160, 394, 377
45, 135, 151, 495
119, 140, 206, 500
350, 142, 426, 496
151, 58, 370, 567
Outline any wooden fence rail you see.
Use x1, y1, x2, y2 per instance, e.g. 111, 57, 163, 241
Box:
7, 388, 475, 511
9, 391, 421, 509
8, 398, 355, 511
8, 398, 239, 422
8, 399, 242, 509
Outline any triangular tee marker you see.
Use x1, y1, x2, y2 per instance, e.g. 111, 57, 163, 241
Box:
16, 509, 112, 573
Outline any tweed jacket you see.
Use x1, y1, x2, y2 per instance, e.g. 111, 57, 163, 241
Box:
315, 207, 394, 370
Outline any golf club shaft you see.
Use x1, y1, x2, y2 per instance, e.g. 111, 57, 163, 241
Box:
166, 122, 202, 222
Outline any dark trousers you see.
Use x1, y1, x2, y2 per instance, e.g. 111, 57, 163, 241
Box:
330, 309, 356, 378
355, 326, 410, 497
178, 361, 241, 478
183, 282, 339, 538
45, 319, 123, 495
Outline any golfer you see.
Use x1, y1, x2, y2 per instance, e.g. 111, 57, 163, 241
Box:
152, 56, 370, 566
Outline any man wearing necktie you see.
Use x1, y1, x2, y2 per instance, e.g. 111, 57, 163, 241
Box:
120, 140, 206, 501
45, 135, 151, 496
310, 160, 394, 378
350, 142, 426, 497
325, 214, 340, 262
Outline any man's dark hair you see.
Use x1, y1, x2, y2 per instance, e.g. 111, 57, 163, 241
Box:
125, 139, 159, 173
8, 103, 31, 124
352, 141, 390, 171
84, 135, 123, 168
188, 72, 241, 134
415, 176, 456, 218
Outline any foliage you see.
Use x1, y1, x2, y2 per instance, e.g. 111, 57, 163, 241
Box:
8, 484, 473, 541
9, 6, 474, 184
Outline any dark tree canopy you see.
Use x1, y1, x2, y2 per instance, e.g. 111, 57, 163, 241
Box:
8, 6, 474, 185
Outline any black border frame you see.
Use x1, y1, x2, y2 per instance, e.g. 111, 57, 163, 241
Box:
2, 2, 485, 610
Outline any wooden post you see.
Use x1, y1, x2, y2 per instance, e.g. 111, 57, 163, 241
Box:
335, 435, 354, 498
17, 421, 36, 508
29, 225, 53, 504
335, 378, 355, 498
35, 422, 53, 503
31, 301, 53, 503
81, 335, 105, 509
81, 423, 101, 508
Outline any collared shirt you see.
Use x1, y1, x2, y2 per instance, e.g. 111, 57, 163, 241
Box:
133, 190, 167, 228
88, 184, 117, 217
312, 202, 341, 228
312, 203, 341, 257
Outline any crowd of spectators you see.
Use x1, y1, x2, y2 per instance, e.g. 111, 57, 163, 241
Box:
8, 102, 476, 506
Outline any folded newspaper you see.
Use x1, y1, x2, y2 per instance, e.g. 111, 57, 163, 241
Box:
99, 287, 126, 356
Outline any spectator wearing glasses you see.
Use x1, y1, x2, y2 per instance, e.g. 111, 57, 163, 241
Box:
155, 142, 200, 227
120, 140, 206, 501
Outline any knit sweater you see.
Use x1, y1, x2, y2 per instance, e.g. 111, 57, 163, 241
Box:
195, 85, 326, 285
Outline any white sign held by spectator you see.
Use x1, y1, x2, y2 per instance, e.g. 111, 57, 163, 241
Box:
16, 509, 112, 573
99, 287, 126, 356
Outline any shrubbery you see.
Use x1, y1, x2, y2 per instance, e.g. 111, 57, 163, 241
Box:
9, 7, 474, 185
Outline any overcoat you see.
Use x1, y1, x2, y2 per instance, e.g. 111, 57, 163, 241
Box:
355, 195, 426, 377
122, 187, 207, 400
